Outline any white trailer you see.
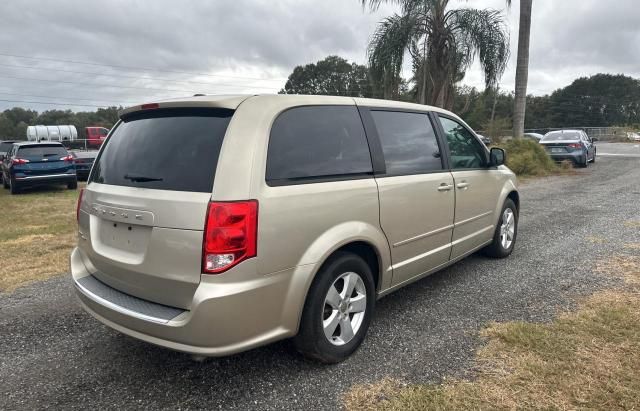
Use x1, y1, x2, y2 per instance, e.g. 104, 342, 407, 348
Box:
26, 125, 78, 142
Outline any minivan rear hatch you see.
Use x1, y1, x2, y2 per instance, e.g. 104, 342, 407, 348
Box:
79, 107, 233, 309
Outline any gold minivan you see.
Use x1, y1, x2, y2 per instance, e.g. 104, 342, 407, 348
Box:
71, 95, 518, 363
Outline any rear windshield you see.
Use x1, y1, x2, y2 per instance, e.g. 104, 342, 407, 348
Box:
17, 145, 68, 158
90, 108, 233, 193
542, 132, 580, 141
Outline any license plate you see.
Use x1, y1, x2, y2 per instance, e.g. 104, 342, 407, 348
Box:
98, 220, 149, 253
551, 148, 565, 153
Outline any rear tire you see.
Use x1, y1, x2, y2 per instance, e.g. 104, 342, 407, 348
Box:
67, 179, 78, 190
294, 251, 375, 363
9, 177, 19, 195
483, 199, 518, 258
579, 154, 588, 168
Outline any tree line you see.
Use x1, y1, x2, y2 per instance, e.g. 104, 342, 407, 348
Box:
0, 106, 120, 139
281, 57, 640, 131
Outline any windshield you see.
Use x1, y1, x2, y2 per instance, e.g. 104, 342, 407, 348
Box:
90, 108, 233, 193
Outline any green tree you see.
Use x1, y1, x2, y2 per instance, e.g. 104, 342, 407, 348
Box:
362, 0, 510, 108
549, 74, 640, 127
279, 55, 374, 97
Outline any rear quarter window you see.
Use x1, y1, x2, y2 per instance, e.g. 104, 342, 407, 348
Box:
90, 108, 233, 193
266, 106, 373, 184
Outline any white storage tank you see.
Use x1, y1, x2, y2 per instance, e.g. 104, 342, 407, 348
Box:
26, 125, 78, 141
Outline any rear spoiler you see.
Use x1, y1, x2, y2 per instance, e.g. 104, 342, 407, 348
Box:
118, 95, 254, 119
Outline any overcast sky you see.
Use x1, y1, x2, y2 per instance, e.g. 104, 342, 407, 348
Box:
0, 0, 639, 112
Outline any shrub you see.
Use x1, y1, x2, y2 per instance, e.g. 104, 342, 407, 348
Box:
500, 138, 558, 176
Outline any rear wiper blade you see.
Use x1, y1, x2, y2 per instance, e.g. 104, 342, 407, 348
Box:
123, 173, 163, 182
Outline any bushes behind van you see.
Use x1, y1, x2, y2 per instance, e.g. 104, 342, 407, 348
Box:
500, 138, 558, 177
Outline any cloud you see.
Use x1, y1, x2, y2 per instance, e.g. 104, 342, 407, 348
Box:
0, 0, 637, 112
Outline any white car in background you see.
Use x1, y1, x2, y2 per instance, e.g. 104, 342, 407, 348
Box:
627, 132, 640, 142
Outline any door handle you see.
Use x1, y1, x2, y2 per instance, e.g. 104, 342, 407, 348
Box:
456, 182, 470, 189
437, 183, 454, 192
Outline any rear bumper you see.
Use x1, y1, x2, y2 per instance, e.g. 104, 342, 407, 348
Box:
547, 152, 585, 164
75, 168, 91, 179
70, 247, 310, 356
14, 173, 76, 185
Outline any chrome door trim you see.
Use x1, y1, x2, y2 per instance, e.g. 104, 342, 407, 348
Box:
378, 238, 493, 298
391, 242, 452, 270
392, 224, 454, 248
454, 210, 493, 228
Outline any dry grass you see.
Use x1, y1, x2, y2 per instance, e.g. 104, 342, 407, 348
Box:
0, 184, 82, 291
344, 253, 640, 411
586, 235, 607, 244
624, 220, 640, 228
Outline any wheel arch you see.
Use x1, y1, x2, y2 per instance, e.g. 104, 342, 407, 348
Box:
507, 190, 520, 213
285, 224, 391, 335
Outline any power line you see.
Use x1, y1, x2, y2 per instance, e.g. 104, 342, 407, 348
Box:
0, 62, 285, 89
0, 52, 288, 82
0, 91, 135, 105
0, 98, 113, 108
0, 74, 273, 94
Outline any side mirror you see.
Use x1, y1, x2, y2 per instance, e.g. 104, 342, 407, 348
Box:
490, 147, 506, 167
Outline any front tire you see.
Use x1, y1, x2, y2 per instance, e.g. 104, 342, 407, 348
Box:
294, 251, 375, 363
483, 199, 518, 258
67, 179, 78, 190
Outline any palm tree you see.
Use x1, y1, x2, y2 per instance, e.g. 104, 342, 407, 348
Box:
362, 0, 510, 109
511, 0, 533, 138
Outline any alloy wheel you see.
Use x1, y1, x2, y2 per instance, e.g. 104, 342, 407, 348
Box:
322, 272, 367, 346
500, 208, 515, 250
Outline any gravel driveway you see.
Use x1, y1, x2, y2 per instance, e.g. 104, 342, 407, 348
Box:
2, 143, 639, 410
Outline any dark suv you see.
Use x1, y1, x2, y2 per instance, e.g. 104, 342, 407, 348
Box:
1, 142, 77, 194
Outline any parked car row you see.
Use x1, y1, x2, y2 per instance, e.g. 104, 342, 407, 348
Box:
0, 140, 98, 194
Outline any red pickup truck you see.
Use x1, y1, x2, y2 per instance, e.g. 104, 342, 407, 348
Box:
85, 127, 110, 147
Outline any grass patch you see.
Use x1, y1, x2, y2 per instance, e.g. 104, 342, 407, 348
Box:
344, 253, 640, 410
0, 184, 82, 291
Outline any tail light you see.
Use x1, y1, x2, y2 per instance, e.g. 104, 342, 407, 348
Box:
76, 188, 85, 222
567, 143, 582, 150
60, 154, 74, 162
11, 158, 29, 165
202, 200, 258, 274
